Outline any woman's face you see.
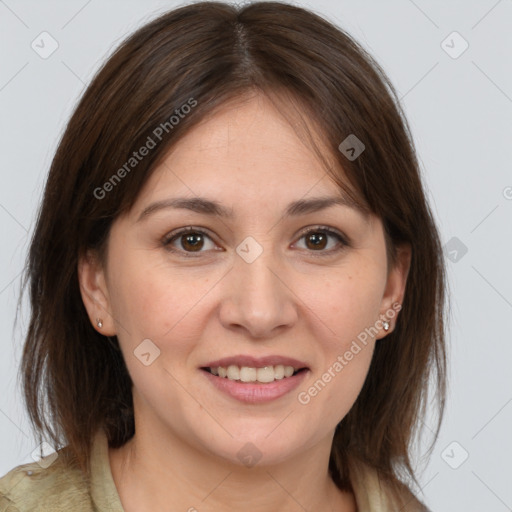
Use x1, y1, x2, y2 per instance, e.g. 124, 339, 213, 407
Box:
80, 93, 410, 467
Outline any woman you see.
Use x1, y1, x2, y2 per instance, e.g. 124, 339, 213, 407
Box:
0, 1, 447, 510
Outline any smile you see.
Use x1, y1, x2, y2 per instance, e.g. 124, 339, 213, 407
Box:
200, 355, 310, 403
204, 364, 304, 383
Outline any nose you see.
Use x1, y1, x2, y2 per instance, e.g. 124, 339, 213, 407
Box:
218, 246, 298, 339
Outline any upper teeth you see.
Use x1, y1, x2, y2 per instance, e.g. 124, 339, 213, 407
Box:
209, 365, 298, 383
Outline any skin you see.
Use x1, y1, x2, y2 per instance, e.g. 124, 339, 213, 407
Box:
79, 91, 411, 512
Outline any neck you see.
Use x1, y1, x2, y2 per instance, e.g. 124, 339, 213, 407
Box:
109, 420, 357, 512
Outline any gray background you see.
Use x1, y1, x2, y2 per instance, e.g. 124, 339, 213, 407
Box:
1, 0, 511, 510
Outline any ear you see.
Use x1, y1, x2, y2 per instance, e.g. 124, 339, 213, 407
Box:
377, 243, 411, 339
77, 249, 117, 336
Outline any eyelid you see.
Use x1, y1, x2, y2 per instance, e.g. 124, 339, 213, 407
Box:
162, 225, 350, 257
161, 226, 219, 257
294, 224, 350, 246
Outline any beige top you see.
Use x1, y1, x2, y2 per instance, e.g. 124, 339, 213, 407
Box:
0, 429, 429, 511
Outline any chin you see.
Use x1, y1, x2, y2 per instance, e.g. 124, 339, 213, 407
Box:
191, 418, 320, 468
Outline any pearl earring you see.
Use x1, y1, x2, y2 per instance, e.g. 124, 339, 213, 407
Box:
382, 320, 390, 332
96, 319, 103, 329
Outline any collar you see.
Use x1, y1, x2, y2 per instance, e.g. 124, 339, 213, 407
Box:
89, 428, 125, 511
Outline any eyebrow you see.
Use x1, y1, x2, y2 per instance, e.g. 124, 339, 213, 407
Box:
136, 194, 370, 223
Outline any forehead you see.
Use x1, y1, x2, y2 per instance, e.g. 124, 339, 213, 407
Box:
133, 92, 362, 212
174, 95, 322, 172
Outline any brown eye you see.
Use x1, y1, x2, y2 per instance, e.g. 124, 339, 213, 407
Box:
294, 226, 349, 256
162, 227, 217, 256
180, 232, 205, 252
304, 231, 328, 250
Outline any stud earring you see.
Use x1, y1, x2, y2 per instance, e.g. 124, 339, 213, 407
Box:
96, 319, 103, 329
382, 320, 390, 332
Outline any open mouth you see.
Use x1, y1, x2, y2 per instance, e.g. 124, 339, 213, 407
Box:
201, 365, 308, 384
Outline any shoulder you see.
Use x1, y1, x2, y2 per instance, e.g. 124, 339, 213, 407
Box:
0, 449, 93, 512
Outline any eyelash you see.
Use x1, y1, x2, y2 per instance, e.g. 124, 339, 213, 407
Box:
161, 225, 350, 259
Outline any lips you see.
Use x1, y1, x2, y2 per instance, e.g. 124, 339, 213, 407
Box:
199, 354, 310, 402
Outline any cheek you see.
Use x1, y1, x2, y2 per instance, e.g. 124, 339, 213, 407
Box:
302, 263, 386, 346
107, 249, 220, 356
298, 296, 378, 426
294, 264, 384, 414
316, 343, 375, 428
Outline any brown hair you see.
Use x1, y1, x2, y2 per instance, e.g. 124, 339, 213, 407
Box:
19, 0, 447, 503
